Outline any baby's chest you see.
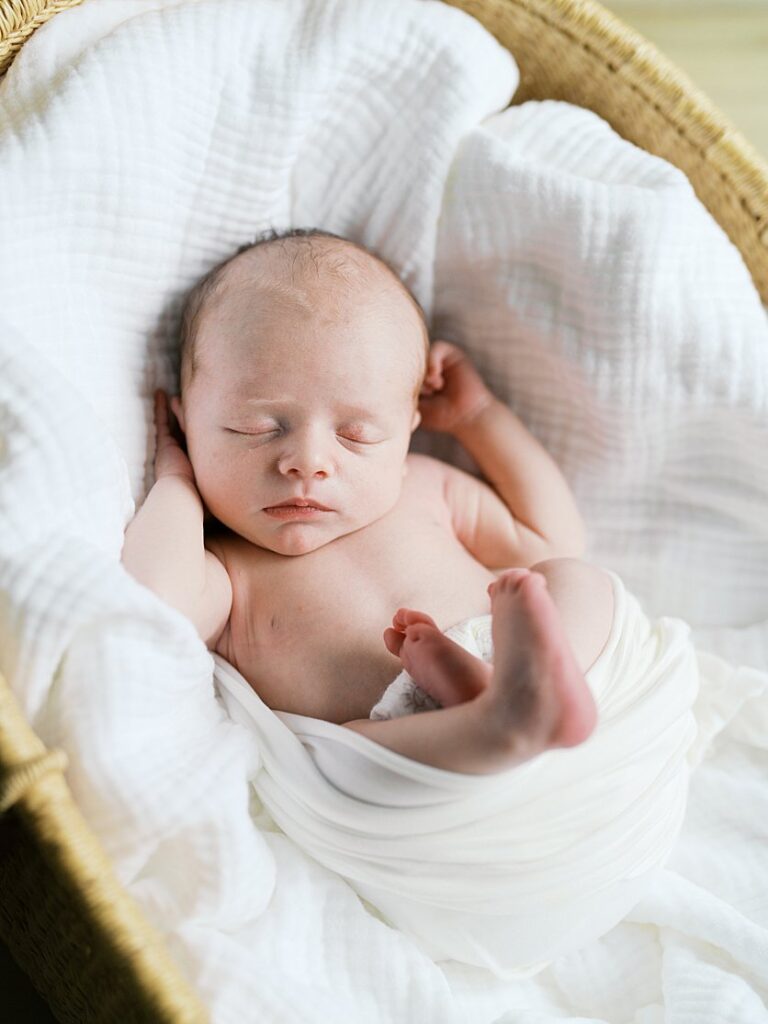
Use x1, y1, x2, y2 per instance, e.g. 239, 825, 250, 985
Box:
221, 517, 453, 716
213, 473, 494, 722
227, 473, 455, 636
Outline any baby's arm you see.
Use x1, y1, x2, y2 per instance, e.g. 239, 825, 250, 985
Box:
420, 342, 585, 566
121, 390, 232, 646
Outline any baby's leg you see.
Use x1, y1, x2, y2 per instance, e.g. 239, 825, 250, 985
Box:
343, 689, 527, 775
485, 567, 597, 753
527, 557, 615, 678
343, 559, 614, 774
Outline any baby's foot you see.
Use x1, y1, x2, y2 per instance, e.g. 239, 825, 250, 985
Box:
486, 569, 598, 757
384, 609, 493, 707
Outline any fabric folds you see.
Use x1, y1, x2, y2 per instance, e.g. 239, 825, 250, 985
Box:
213, 570, 731, 977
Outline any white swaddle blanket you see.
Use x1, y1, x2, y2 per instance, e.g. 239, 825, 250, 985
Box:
214, 571, 737, 976
2, 0, 768, 1020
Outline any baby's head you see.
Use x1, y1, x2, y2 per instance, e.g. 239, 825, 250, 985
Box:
171, 228, 429, 556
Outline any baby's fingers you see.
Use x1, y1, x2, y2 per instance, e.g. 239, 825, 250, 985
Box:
422, 369, 443, 390
428, 339, 462, 364
426, 339, 462, 382
154, 389, 177, 436
154, 389, 167, 425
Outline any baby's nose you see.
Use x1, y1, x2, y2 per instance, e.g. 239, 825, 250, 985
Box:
277, 439, 334, 479
286, 465, 329, 479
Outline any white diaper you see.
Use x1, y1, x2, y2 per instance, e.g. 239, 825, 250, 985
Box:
369, 616, 494, 720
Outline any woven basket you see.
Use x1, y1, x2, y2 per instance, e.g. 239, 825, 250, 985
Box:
1, 1, 766, 1021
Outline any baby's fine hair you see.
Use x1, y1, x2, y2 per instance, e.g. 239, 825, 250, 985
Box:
178, 226, 430, 400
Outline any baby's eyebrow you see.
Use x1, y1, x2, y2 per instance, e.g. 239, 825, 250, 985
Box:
335, 403, 381, 421
240, 398, 383, 422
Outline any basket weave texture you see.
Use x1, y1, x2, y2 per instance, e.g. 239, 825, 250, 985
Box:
0, 0, 80, 72
1, 0, 766, 1021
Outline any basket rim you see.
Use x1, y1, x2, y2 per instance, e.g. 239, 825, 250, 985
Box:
2, 0, 764, 298
451, 0, 768, 301
0, 673, 209, 1023
0, 0, 84, 75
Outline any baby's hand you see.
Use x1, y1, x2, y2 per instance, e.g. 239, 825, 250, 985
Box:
418, 340, 494, 434
153, 389, 196, 485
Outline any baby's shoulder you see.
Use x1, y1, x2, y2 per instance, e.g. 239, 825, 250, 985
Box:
405, 451, 448, 485
403, 454, 453, 516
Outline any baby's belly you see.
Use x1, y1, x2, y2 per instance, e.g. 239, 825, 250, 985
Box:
216, 529, 499, 724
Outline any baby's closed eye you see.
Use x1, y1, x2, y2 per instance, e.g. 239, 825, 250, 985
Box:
222, 424, 383, 445
338, 425, 379, 444
224, 428, 281, 446
225, 427, 277, 435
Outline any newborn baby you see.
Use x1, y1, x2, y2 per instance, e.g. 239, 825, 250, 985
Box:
122, 227, 616, 775
121, 228, 701, 973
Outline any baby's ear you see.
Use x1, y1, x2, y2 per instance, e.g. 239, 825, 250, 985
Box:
169, 395, 186, 433
411, 409, 421, 432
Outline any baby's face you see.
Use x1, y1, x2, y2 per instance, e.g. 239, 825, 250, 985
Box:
174, 269, 423, 556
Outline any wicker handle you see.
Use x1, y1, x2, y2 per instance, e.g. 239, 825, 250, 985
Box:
0, 748, 69, 813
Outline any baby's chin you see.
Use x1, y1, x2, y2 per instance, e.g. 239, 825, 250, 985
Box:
236, 517, 354, 557
260, 530, 338, 557
212, 493, 403, 555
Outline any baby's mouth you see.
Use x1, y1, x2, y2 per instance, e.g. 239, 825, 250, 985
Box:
263, 501, 334, 519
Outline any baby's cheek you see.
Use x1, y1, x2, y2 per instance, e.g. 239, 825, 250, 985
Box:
197, 451, 244, 507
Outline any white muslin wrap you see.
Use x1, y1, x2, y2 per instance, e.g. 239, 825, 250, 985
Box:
214, 570, 706, 976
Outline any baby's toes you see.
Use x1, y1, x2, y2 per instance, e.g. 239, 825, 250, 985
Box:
383, 627, 405, 657
488, 569, 533, 599
393, 608, 439, 631
402, 622, 439, 645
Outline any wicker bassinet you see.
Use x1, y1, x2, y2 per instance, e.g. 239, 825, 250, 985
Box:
1, 1, 766, 1021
